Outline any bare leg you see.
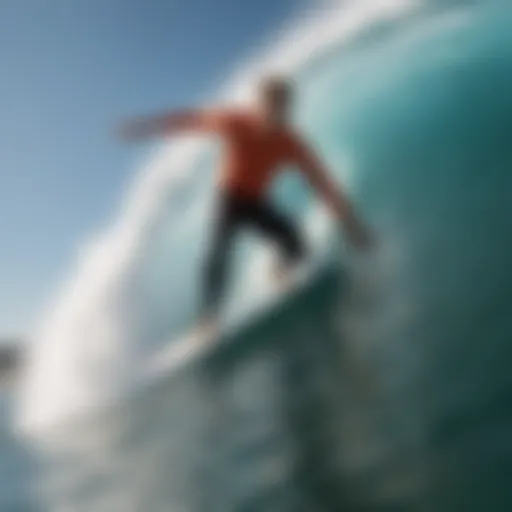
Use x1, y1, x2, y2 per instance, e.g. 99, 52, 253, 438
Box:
198, 194, 238, 337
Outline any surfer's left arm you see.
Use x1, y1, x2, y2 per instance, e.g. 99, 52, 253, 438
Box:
292, 137, 373, 250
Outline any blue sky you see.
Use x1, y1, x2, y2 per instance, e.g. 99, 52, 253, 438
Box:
0, 0, 306, 337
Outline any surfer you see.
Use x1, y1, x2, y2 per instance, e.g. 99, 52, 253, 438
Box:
120, 76, 372, 332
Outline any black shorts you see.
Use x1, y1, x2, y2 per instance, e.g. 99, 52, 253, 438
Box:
212, 191, 306, 260
202, 191, 307, 314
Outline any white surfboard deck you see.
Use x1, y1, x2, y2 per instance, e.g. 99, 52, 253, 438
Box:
141, 262, 313, 383
143, 326, 215, 380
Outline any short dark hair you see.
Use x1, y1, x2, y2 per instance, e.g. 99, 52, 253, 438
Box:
259, 75, 293, 100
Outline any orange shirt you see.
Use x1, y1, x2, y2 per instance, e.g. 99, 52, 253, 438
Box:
189, 110, 322, 199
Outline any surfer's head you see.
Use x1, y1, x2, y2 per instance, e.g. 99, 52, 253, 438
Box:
258, 75, 293, 126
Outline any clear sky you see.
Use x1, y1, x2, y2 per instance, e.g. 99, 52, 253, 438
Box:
0, 0, 306, 337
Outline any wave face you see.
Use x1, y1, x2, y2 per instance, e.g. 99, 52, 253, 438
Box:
13, 0, 512, 510
18, 0, 418, 433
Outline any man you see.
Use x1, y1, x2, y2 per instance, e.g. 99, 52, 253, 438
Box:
120, 76, 372, 332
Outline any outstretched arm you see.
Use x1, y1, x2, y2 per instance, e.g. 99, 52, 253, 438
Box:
294, 139, 373, 250
119, 109, 230, 142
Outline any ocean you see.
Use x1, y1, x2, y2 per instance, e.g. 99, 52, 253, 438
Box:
3, 0, 512, 510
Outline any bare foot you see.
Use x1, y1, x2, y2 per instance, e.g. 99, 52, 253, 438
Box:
269, 262, 295, 291
194, 314, 219, 343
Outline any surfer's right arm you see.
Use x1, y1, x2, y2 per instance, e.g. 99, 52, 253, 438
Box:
119, 110, 232, 141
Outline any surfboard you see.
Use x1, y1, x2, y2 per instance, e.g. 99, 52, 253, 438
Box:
141, 262, 313, 383
143, 324, 218, 380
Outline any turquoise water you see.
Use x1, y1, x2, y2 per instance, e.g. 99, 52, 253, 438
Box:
6, 1, 512, 510
308, 4, 512, 509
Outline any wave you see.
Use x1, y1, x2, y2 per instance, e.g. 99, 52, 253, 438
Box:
11, 1, 512, 509
17, 0, 420, 434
